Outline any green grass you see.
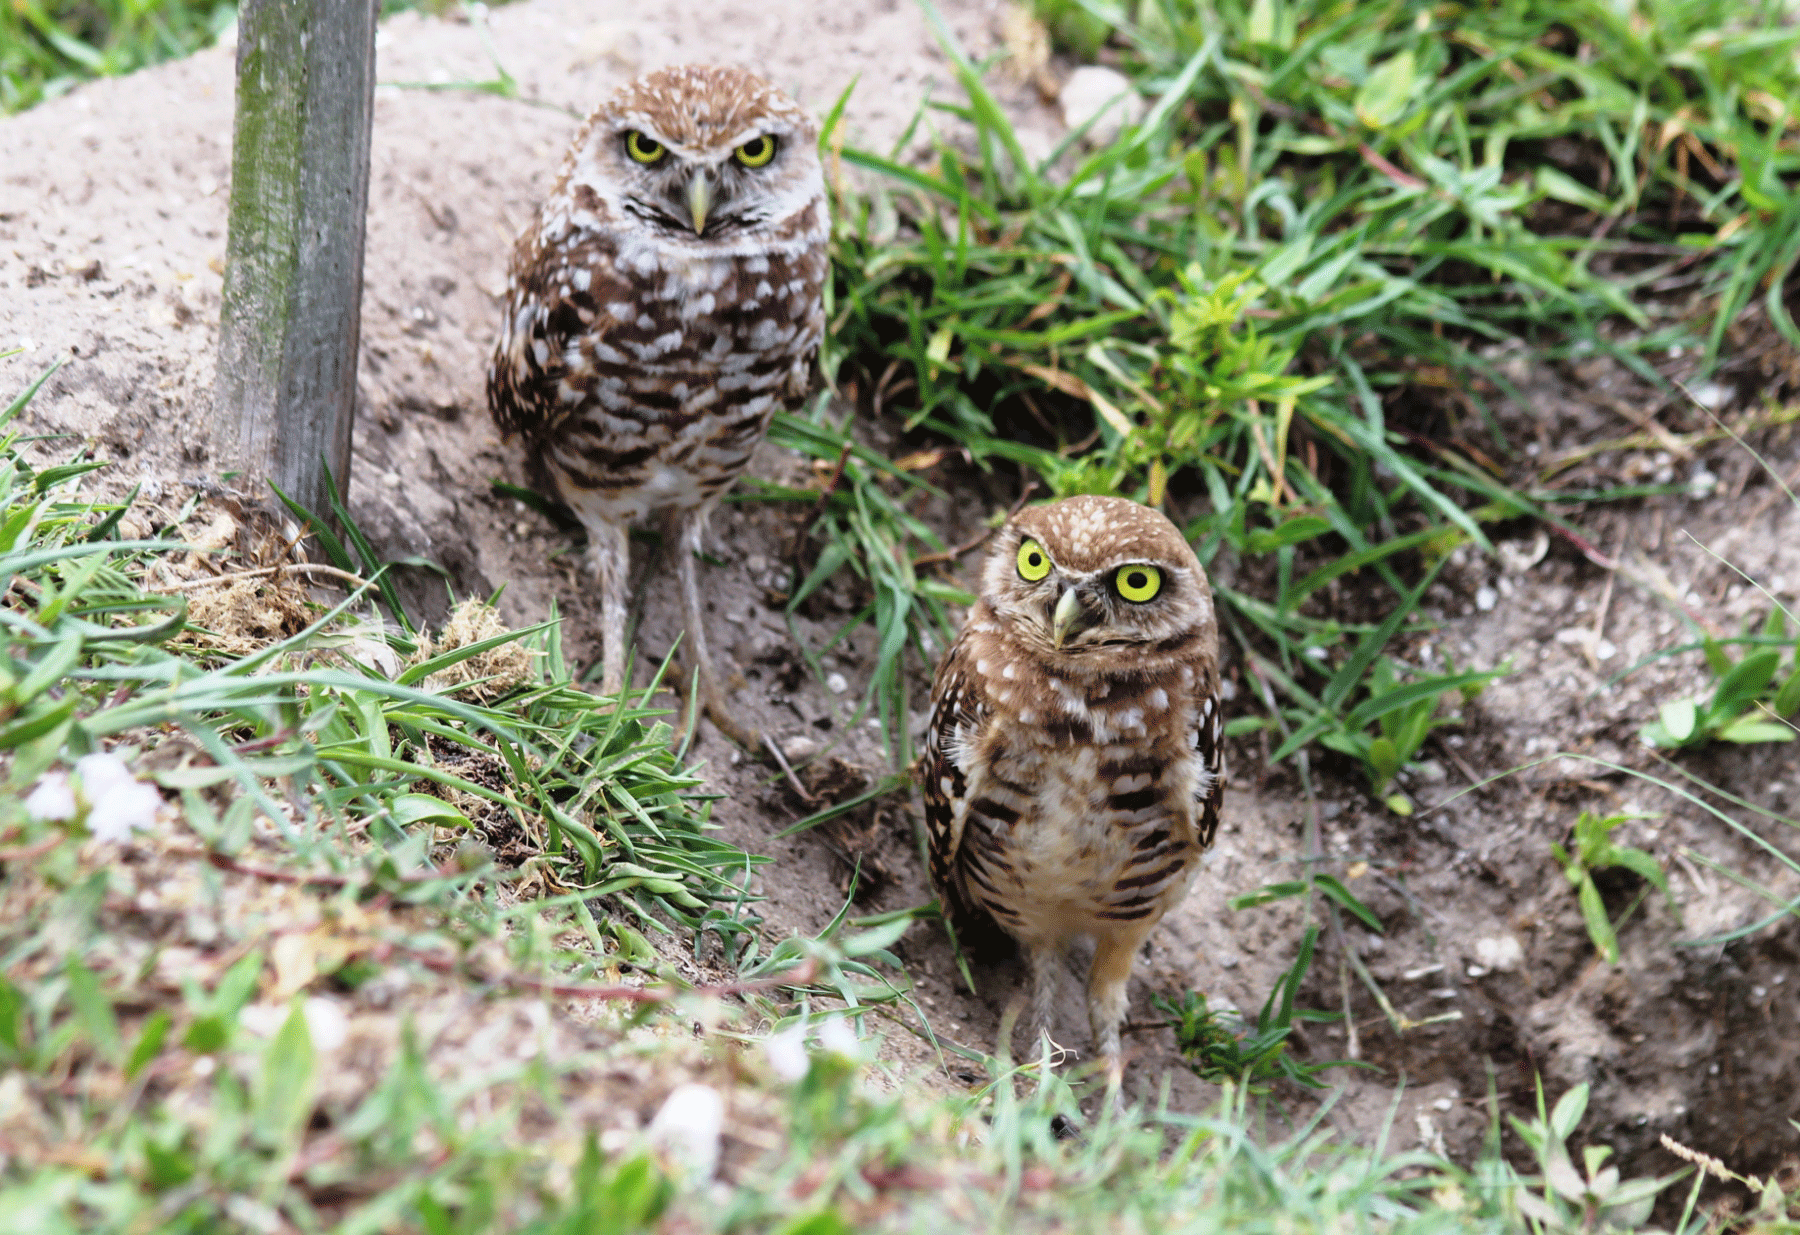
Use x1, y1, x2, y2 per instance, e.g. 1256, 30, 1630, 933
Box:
804, 0, 1800, 812
10, 0, 1800, 1225
8, 366, 1791, 1233
1, 0, 235, 112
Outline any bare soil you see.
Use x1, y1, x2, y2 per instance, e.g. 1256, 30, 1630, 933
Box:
3, 0, 1796, 1185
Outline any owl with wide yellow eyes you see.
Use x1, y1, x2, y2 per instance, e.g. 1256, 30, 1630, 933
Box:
488, 65, 827, 747
921, 495, 1224, 1087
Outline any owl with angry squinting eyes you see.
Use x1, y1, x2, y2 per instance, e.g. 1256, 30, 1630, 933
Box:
488, 65, 828, 748
922, 495, 1225, 1088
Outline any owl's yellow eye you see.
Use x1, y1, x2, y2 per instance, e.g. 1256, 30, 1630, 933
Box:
734, 135, 777, 167
1114, 564, 1162, 603
624, 131, 666, 164
1016, 539, 1052, 582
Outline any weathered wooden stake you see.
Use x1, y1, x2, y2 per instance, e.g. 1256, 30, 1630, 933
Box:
213, 0, 377, 518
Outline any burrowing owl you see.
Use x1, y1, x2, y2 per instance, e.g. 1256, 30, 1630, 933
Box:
488, 65, 828, 746
922, 495, 1224, 1087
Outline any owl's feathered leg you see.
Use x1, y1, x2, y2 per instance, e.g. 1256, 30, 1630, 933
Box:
671, 505, 761, 750
587, 518, 632, 696
1088, 929, 1152, 1096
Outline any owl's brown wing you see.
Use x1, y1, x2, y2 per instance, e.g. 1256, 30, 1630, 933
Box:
920, 630, 991, 931
486, 233, 627, 442
1189, 689, 1227, 849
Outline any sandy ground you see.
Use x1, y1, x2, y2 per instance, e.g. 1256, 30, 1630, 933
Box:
3, 0, 1797, 1180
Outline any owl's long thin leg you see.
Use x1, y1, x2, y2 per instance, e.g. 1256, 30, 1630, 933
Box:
671, 505, 760, 750
1027, 943, 1061, 1059
587, 517, 631, 696
1088, 928, 1152, 1096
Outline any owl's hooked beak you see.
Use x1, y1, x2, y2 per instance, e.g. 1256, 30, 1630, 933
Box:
687, 172, 714, 235
1052, 586, 1103, 648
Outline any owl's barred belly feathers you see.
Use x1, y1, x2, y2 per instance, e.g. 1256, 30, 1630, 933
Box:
927, 624, 1221, 949
921, 495, 1224, 1078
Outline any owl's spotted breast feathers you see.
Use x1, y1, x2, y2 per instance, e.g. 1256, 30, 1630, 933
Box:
487, 65, 828, 527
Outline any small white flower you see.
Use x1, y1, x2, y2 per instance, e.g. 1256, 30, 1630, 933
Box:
74, 752, 134, 800
649, 1083, 723, 1178
764, 1024, 809, 1082
75, 753, 161, 843
818, 1015, 862, 1060
24, 772, 76, 822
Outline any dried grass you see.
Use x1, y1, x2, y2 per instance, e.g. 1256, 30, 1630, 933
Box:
413, 598, 538, 700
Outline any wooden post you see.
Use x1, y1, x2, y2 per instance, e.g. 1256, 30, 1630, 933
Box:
213, 0, 377, 518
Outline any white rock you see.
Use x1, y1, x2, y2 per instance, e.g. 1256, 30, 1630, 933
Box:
1473, 934, 1523, 973
649, 1083, 724, 1179
237, 1003, 288, 1037
302, 997, 350, 1052
1685, 380, 1730, 411
1059, 66, 1145, 147
1496, 532, 1549, 573
1474, 586, 1497, 612
824, 672, 849, 695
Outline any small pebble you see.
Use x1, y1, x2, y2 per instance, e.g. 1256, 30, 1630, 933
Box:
780, 735, 822, 762
1473, 935, 1524, 973
825, 672, 849, 695
1685, 380, 1729, 411
1475, 586, 1497, 612
303, 997, 350, 1052
1059, 66, 1145, 147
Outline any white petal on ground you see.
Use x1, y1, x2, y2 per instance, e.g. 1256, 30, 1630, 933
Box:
74, 752, 135, 801
24, 772, 76, 822
764, 1024, 809, 1082
649, 1083, 724, 1178
818, 1015, 862, 1060
85, 777, 163, 844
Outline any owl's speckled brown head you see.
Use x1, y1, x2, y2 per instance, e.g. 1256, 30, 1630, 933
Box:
979, 495, 1214, 664
555, 65, 823, 256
